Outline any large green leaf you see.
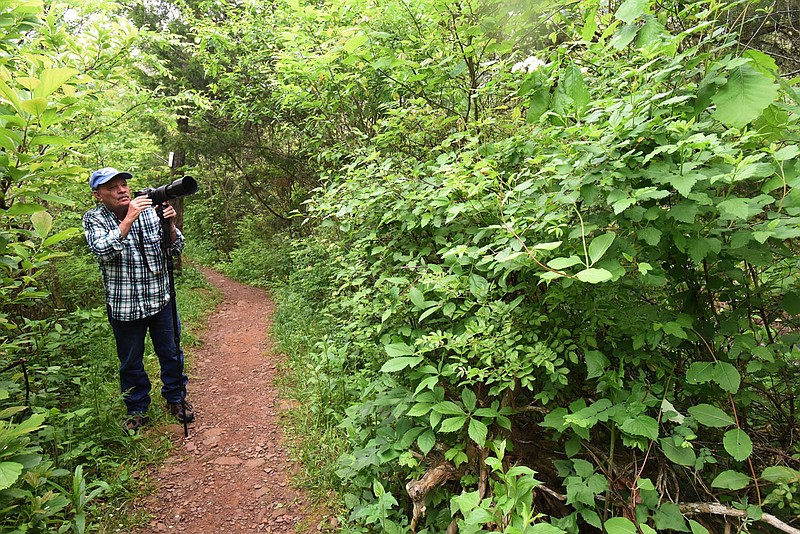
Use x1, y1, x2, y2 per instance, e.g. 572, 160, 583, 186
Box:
660, 438, 696, 466
711, 470, 750, 490
468, 418, 488, 446
575, 268, 612, 283
604, 517, 637, 534
561, 64, 589, 110
723, 428, 753, 461
0, 462, 23, 490
615, 0, 648, 23
33, 67, 78, 98
384, 342, 414, 357
380, 356, 423, 372
620, 415, 658, 440
713, 362, 741, 394
31, 211, 52, 240
588, 232, 615, 265
712, 65, 779, 128
688, 404, 735, 428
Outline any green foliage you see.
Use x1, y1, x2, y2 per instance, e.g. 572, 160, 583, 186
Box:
239, 0, 800, 531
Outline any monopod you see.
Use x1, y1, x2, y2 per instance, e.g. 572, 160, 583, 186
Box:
156, 176, 197, 437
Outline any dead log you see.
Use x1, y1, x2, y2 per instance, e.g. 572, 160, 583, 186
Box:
406, 461, 456, 532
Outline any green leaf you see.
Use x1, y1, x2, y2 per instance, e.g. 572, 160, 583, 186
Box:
461, 388, 477, 412
6, 203, 46, 216
532, 240, 562, 250
774, 145, 799, 161
660, 438, 696, 466
661, 322, 687, 339
547, 256, 583, 270
31, 211, 52, 240
575, 268, 612, 283
611, 23, 639, 50
588, 232, 615, 265
469, 273, 489, 299
42, 228, 82, 248
713, 362, 741, 394
781, 292, 800, 315
417, 430, 435, 455
529, 523, 567, 533
439, 416, 467, 432
582, 7, 598, 42
718, 198, 750, 220
33, 67, 78, 98
562, 64, 589, 109
712, 65, 779, 128
686, 361, 714, 384
620, 415, 658, 440
409, 286, 426, 308
585, 350, 610, 379
380, 356, 423, 373
667, 201, 698, 223
653, 503, 688, 532
604, 517, 638, 534
384, 342, 414, 357
760, 466, 800, 484
0, 462, 23, 490
433, 401, 466, 416
638, 227, 661, 245
468, 418, 488, 446
688, 404, 735, 428
407, 403, 432, 417
723, 428, 753, 461
710, 470, 750, 490
20, 97, 48, 117
689, 520, 710, 534
615, 0, 648, 23
342, 34, 368, 54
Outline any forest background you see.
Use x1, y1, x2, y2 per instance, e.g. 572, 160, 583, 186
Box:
0, 0, 799, 532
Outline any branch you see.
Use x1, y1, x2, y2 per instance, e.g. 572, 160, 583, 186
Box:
679, 502, 800, 534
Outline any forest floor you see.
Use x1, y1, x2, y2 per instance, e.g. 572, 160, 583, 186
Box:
131, 268, 329, 533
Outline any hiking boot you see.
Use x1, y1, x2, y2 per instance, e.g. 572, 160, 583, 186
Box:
167, 400, 195, 423
123, 414, 149, 434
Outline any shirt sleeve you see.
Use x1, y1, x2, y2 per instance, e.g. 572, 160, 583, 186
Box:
82, 211, 125, 262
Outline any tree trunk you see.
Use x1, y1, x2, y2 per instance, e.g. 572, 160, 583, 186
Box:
171, 116, 188, 273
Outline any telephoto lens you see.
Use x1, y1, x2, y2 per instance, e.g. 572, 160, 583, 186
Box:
135, 176, 198, 204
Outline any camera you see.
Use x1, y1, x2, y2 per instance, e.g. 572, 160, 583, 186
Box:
134, 176, 198, 204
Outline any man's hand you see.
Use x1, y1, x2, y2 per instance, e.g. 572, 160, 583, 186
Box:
160, 204, 177, 220
124, 195, 152, 224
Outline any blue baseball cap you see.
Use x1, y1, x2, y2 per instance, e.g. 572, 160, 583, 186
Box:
89, 167, 132, 190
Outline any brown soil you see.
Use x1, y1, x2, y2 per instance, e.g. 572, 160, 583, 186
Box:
133, 268, 323, 533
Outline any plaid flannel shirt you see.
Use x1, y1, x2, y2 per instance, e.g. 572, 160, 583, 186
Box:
83, 204, 185, 321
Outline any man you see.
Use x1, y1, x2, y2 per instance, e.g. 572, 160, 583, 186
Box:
83, 167, 194, 433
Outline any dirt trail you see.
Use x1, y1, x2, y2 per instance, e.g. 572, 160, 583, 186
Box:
134, 268, 316, 533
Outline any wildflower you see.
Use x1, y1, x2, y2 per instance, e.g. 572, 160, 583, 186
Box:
511, 55, 546, 74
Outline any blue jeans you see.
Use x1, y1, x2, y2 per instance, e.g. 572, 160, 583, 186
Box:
107, 301, 188, 414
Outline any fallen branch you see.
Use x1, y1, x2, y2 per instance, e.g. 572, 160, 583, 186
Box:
679, 502, 800, 534
530, 488, 800, 534
406, 461, 456, 532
